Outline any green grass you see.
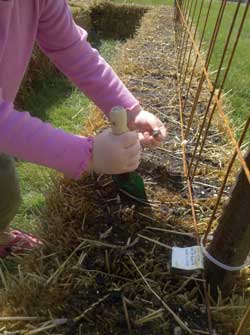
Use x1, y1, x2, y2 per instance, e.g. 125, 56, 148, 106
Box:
13, 39, 122, 233
111, 0, 173, 6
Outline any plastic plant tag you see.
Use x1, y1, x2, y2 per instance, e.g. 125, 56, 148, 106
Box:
171, 246, 204, 270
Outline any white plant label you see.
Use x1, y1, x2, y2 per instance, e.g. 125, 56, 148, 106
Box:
171, 246, 204, 270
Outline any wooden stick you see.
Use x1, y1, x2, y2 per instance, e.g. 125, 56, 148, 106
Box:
146, 226, 194, 237
137, 234, 172, 250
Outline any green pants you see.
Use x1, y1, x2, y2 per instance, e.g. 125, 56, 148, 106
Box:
0, 154, 21, 232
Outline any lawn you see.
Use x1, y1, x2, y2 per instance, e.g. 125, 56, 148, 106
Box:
194, 1, 250, 133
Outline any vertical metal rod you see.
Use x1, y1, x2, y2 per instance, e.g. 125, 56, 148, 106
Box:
179, 0, 199, 86
177, 0, 192, 69
177, 66, 200, 240
175, 10, 214, 332
178, 0, 192, 50
182, 0, 213, 114
183, 0, 189, 13
180, 0, 205, 97
184, 0, 227, 139
176, 0, 190, 58
205, 0, 228, 69
177, 0, 194, 68
174, 0, 180, 22
174, 0, 184, 44
178, 0, 195, 66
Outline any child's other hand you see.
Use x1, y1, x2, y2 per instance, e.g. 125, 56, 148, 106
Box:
88, 128, 141, 174
128, 108, 166, 147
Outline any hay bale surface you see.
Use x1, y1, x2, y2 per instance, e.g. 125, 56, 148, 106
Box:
90, 0, 148, 40
16, 1, 93, 108
69, 0, 93, 30
2, 4, 250, 335
16, 0, 147, 108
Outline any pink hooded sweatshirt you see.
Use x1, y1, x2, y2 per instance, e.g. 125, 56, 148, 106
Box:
0, 0, 140, 179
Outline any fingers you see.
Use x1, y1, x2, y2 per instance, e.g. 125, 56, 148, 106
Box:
138, 132, 156, 147
140, 134, 158, 147
151, 120, 167, 142
156, 125, 167, 141
138, 126, 167, 147
131, 109, 167, 144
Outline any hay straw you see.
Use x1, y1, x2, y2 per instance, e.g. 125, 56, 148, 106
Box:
145, 226, 194, 237
129, 256, 193, 334
134, 308, 164, 326
0, 317, 40, 322
137, 234, 172, 250
46, 240, 88, 285
122, 295, 132, 334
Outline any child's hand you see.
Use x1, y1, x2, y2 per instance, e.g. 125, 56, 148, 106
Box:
87, 128, 141, 174
128, 108, 166, 147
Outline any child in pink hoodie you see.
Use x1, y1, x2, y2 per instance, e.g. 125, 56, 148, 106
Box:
0, 0, 166, 257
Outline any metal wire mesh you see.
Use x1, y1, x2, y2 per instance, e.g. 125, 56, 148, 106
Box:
174, 1, 250, 332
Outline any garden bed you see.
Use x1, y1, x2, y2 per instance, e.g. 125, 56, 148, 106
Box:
1, 3, 250, 335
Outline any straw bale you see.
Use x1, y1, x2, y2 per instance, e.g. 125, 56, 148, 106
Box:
69, 1, 93, 30
16, 2, 93, 108
90, 0, 148, 40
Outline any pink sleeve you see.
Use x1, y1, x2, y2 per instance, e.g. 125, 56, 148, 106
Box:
0, 93, 93, 179
37, 0, 140, 116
